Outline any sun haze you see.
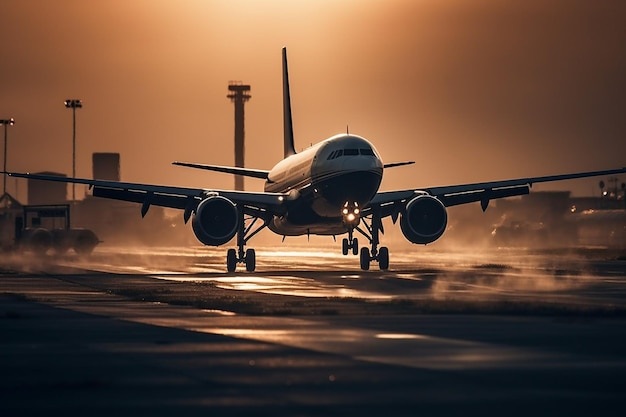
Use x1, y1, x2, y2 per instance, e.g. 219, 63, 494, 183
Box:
1, 0, 624, 202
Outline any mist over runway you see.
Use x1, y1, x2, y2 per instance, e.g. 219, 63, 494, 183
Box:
2, 245, 626, 416
60, 244, 626, 309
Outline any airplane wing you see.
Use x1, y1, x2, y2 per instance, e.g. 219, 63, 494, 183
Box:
4, 171, 289, 221
370, 167, 626, 215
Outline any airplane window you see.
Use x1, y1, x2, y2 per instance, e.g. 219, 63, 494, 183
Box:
327, 148, 373, 159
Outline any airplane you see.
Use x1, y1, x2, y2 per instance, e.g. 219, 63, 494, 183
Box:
5, 47, 626, 272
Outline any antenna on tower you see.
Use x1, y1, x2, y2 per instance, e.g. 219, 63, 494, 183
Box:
227, 82, 251, 191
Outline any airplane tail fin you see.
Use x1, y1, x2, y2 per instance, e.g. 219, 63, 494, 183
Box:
282, 47, 297, 157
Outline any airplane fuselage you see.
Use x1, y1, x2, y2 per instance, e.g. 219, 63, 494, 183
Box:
265, 134, 383, 236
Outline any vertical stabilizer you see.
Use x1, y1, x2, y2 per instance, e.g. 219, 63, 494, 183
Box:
282, 47, 296, 157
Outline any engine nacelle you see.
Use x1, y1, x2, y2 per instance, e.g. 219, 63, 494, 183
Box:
400, 195, 448, 244
191, 196, 239, 246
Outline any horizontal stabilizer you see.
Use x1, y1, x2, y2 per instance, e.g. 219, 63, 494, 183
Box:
172, 162, 270, 179
383, 161, 415, 169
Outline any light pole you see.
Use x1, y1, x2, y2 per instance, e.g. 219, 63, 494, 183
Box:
0, 118, 15, 195
64, 99, 82, 201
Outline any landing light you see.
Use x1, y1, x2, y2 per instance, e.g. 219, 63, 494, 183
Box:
341, 200, 361, 226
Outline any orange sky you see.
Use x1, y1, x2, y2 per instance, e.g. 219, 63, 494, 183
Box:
1, 0, 625, 203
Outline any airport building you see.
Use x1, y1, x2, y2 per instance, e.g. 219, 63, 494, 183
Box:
70, 152, 188, 245
93, 152, 120, 181
27, 172, 67, 205
491, 190, 625, 249
0, 192, 22, 250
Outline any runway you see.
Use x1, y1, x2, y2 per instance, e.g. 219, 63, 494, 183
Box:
2, 245, 626, 416
64, 244, 626, 309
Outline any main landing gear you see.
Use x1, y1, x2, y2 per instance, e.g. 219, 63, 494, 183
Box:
356, 209, 389, 270
341, 204, 390, 271
359, 245, 389, 271
226, 210, 268, 273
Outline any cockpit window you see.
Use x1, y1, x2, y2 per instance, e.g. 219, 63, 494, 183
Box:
327, 147, 375, 160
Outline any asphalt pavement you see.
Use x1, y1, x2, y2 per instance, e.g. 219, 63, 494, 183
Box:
2, 246, 626, 416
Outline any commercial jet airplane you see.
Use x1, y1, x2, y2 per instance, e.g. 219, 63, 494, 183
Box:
5, 48, 626, 272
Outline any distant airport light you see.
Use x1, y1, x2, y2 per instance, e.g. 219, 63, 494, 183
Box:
1, 118, 15, 195
64, 99, 82, 109
64, 99, 82, 201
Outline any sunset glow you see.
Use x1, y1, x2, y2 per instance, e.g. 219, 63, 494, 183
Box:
1, 0, 624, 202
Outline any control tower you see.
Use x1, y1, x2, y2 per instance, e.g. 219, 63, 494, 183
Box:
227, 82, 251, 191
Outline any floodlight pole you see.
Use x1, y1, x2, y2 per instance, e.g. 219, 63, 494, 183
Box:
0, 118, 15, 195
64, 99, 82, 201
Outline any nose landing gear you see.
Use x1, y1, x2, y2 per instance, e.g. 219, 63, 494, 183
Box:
342, 231, 359, 255
341, 201, 361, 256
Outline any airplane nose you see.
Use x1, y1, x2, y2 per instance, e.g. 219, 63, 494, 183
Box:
341, 153, 383, 173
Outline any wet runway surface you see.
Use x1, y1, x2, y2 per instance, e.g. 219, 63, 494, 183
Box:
2, 245, 626, 416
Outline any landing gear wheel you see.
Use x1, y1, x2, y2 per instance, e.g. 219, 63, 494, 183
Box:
342, 238, 349, 256
245, 248, 256, 272
227, 249, 237, 272
360, 247, 370, 270
353, 204, 391, 272
378, 246, 389, 270
352, 238, 359, 255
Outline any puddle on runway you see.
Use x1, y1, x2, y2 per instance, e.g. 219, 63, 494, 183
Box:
197, 318, 547, 371
153, 274, 394, 300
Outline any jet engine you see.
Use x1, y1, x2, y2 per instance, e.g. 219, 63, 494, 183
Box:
191, 196, 239, 246
400, 195, 448, 244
